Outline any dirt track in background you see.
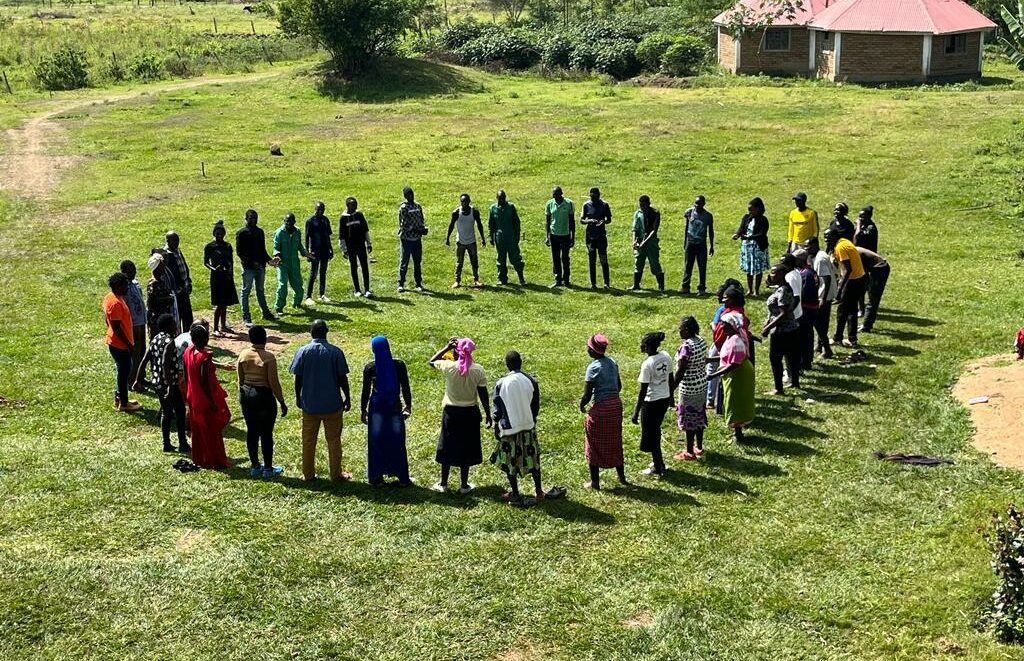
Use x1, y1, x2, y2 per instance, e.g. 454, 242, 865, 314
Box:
0, 70, 284, 200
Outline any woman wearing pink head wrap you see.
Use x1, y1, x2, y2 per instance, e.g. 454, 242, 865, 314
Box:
429, 337, 492, 494
579, 334, 627, 490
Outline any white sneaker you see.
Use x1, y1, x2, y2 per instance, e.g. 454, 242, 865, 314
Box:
319, 295, 331, 303
458, 483, 475, 495
304, 297, 315, 307
430, 482, 446, 493
397, 285, 405, 293
354, 291, 363, 298
363, 290, 373, 298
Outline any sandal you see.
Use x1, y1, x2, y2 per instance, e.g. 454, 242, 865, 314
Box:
542, 486, 567, 500
509, 495, 536, 508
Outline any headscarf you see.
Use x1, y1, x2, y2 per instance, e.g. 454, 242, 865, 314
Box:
371, 336, 398, 402
147, 253, 164, 272
587, 334, 609, 356
720, 312, 745, 331
456, 338, 476, 376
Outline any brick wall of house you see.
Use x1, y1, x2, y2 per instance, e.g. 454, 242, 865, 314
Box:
838, 33, 924, 82
929, 31, 982, 77
718, 28, 737, 72
722, 27, 812, 75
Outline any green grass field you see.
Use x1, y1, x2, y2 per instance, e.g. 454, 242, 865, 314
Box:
2, 57, 1024, 659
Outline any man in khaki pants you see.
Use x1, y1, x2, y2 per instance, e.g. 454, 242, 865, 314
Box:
289, 319, 352, 481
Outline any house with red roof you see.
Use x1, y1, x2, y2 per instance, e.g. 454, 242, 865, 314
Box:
713, 0, 997, 82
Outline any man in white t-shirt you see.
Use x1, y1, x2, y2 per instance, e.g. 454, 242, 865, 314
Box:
780, 253, 803, 321
804, 236, 836, 359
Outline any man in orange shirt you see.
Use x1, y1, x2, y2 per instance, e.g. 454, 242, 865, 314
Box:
104, 272, 140, 412
825, 228, 866, 348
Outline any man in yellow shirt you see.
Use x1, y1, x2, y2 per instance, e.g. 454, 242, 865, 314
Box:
825, 228, 866, 347
788, 192, 819, 253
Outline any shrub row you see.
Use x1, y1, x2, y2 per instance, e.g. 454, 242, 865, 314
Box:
32, 34, 312, 90
438, 14, 712, 79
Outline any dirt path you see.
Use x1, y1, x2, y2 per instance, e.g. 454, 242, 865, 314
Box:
953, 354, 1024, 469
0, 69, 286, 200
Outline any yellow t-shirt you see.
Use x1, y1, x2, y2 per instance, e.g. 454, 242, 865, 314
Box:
788, 207, 819, 244
434, 359, 487, 408
833, 238, 865, 279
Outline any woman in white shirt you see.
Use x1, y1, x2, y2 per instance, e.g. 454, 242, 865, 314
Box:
631, 331, 673, 478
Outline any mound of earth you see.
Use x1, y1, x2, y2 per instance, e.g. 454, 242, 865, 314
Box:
953, 355, 1024, 469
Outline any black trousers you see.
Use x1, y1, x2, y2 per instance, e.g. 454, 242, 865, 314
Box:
241, 386, 277, 467
862, 264, 890, 331
550, 234, 572, 284
176, 293, 193, 330
348, 247, 370, 292
306, 257, 330, 298
835, 277, 867, 343
682, 241, 707, 291
798, 307, 817, 370
769, 328, 801, 391
158, 386, 187, 447
587, 237, 609, 287
815, 300, 833, 355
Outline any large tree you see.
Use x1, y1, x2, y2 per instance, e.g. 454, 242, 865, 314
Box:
279, 0, 416, 76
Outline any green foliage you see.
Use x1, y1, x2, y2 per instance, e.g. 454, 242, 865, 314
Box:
635, 31, 675, 71
33, 45, 89, 90
455, 26, 540, 69
279, 0, 413, 75
540, 31, 573, 68
999, 1, 1024, 69
987, 504, 1024, 642
440, 18, 490, 50
662, 34, 710, 76
128, 51, 165, 81
251, 1, 277, 17
592, 39, 640, 78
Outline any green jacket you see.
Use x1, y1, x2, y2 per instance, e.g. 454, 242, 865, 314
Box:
488, 202, 521, 243
273, 225, 307, 269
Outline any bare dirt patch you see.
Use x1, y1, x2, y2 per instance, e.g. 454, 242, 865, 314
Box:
0, 70, 286, 201
622, 610, 654, 628
175, 528, 207, 553
953, 355, 1024, 469
492, 639, 551, 661
207, 326, 305, 360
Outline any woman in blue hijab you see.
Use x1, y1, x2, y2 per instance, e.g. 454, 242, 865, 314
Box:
361, 336, 413, 485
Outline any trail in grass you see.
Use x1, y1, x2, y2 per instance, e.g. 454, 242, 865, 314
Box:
0, 69, 290, 201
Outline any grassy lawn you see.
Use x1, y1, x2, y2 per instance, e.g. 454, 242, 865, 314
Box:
2, 58, 1024, 659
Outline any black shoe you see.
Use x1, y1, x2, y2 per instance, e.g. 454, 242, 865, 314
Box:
263, 312, 277, 321
178, 442, 191, 453
518, 275, 527, 286
163, 443, 176, 453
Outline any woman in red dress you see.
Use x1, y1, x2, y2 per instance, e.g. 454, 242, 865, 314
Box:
183, 325, 232, 469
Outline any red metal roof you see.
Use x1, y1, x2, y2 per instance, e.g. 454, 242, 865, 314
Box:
807, 0, 996, 34
713, 0, 831, 27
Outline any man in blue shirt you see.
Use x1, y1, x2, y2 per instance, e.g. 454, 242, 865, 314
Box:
290, 320, 352, 481
682, 195, 715, 295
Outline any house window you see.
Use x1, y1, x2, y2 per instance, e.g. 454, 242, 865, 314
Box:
764, 28, 791, 52
944, 33, 967, 54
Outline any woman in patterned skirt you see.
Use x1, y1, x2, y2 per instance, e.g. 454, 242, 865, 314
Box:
673, 315, 709, 461
579, 334, 627, 490
733, 197, 770, 298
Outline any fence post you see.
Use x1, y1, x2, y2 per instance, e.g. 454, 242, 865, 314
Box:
213, 16, 217, 33
2, 72, 12, 95
250, 19, 255, 34
201, 161, 206, 177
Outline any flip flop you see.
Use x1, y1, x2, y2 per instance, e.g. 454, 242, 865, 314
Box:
542, 486, 567, 500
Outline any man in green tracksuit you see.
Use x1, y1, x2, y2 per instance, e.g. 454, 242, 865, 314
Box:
273, 213, 308, 312
630, 195, 665, 291
488, 189, 526, 285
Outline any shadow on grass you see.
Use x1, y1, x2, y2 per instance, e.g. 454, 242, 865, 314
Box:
316, 58, 486, 103
420, 288, 473, 302
662, 469, 753, 496
869, 343, 921, 358
875, 309, 943, 327
608, 480, 702, 505
703, 452, 786, 477
873, 328, 935, 342
751, 415, 827, 440
368, 295, 414, 306
740, 434, 817, 457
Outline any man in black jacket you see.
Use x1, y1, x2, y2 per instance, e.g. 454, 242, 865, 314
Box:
164, 231, 193, 329
236, 209, 280, 326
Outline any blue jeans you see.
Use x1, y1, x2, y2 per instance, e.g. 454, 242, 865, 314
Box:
398, 239, 422, 287
109, 345, 132, 405
241, 267, 271, 321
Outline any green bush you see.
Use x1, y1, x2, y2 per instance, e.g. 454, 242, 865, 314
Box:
34, 45, 89, 90
440, 18, 489, 51
568, 42, 597, 71
456, 28, 540, 69
251, 1, 276, 16
593, 39, 639, 79
128, 51, 165, 81
635, 32, 675, 72
987, 504, 1024, 642
540, 31, 572, 68
662, 35, 709, 77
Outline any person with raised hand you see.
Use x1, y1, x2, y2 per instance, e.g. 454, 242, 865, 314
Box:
430, 337, 490, 494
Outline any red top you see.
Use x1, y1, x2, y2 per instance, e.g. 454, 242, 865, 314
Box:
808, 0, 996, 34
